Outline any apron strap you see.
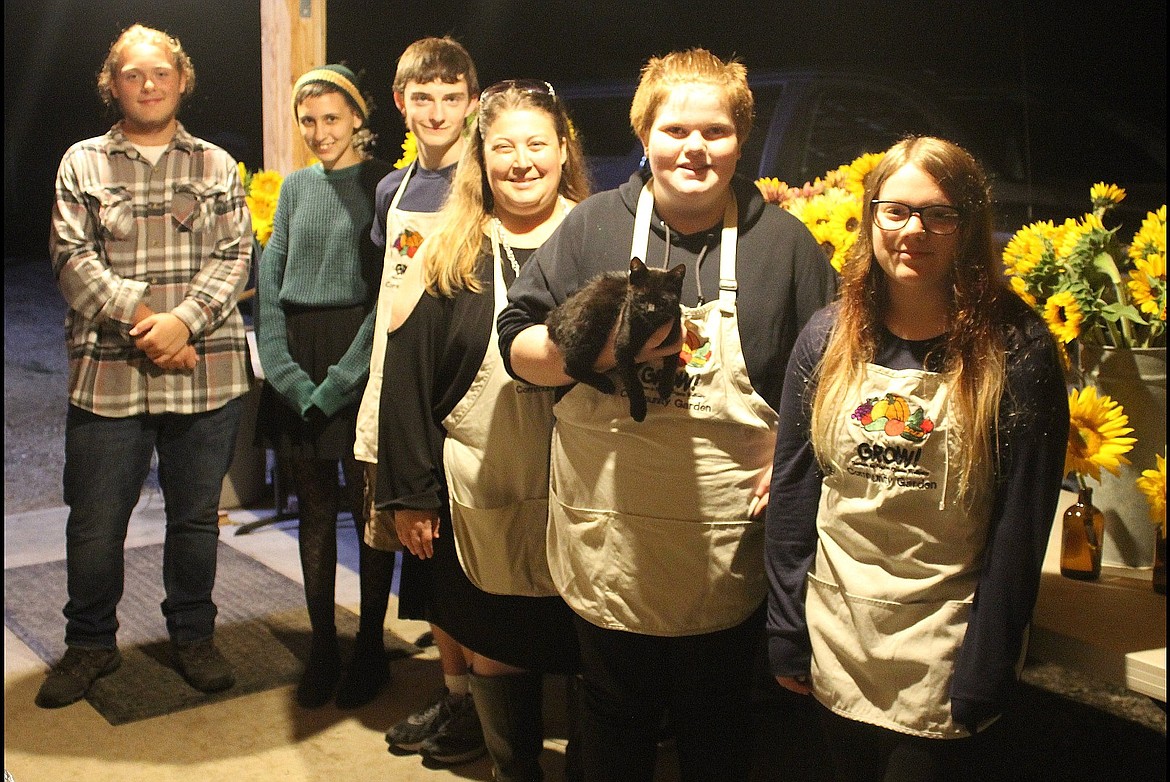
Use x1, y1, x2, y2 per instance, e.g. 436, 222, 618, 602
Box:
630, 181, 738, 313
388, 160, 416, 212
718, 195, 738, 314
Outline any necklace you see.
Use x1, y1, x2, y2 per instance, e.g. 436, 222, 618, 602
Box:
492, 218, 520, 276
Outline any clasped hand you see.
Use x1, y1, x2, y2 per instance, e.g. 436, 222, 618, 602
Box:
130, 312, 197, 370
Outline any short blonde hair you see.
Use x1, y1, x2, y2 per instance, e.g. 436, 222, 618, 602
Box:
629, 48, 752, 144
97, 24, 195, 107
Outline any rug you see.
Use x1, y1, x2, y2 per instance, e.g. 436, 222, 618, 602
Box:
3, 542, 420, 725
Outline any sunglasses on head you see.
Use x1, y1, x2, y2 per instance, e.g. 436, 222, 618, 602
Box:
480, 79, 557, 102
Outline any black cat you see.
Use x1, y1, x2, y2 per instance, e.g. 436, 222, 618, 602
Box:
546, 257, 686, 422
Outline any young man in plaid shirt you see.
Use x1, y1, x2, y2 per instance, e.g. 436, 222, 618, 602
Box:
36, 23, 252, 709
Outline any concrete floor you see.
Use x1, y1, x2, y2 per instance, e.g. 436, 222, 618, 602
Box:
2, 499, 581, 782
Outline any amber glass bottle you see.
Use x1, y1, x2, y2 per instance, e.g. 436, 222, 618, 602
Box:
1060, 487, 1104, 580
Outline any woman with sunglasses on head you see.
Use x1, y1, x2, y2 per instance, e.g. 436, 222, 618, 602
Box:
764, 136, 1068, 782
497, 50, 837, 781
375, 79, 590, 780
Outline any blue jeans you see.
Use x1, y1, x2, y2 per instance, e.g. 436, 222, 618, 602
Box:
61, 399, 243, 648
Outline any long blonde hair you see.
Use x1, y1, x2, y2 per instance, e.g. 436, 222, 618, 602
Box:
810, 136, 1009, 501
423, 84, 590, 296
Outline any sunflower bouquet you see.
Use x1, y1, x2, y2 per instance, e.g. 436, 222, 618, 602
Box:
1002, 186, 1166, 349
237, 162, 284, 248
756, 152, 886, 273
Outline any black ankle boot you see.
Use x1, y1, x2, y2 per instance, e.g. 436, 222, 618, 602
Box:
334, 631, 388, 709
296, 634, 341, 708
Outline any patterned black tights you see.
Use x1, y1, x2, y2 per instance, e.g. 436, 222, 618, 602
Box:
289, 454, 396, 644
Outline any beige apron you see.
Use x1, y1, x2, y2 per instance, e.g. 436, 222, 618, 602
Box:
357, 162, 445, 550
442, 232, 559, 596
808, 363, 989, 738
547, 184, 778, 636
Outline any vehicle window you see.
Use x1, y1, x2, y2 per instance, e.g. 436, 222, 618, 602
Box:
737, 82, 789, 182
769, 84, 948, 184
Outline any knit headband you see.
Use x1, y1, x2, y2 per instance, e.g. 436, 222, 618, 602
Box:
292, 65, 368, 120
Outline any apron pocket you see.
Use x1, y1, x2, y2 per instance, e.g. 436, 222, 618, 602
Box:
450, 496, 557, 597
806, 572, 971, 736
549, 498, 766, 636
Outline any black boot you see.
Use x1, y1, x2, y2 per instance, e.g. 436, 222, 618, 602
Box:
334, 630, 389, 709
469, 671, 545, 782
296, 633, 340, 708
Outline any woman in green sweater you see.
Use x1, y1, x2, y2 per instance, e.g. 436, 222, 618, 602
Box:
256, 64, 394, 709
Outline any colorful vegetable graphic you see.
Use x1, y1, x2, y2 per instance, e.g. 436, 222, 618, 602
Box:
851, 393, 934, 442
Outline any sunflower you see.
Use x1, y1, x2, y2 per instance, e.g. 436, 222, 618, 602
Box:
393, 131, 418, 170
236, 166, 283, 247
755, 177, 790, 205
1056, 213, 1105, 260
1128, 253, 1167, 319
244, 169, 283, 247
1009, 275, 1037, 307
1065, 386, 1136, 484
1090, 182, 1126, 210
1128, 205, 1166, 264
1002, 220, 1053, 278
1136, 452, 1167, 536
1044, 290, 1084, 343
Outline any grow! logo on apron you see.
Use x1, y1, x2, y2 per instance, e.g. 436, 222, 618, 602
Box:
852, 392, 935, 442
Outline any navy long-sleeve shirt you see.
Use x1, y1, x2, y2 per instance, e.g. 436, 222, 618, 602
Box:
765, 299, 1069, 732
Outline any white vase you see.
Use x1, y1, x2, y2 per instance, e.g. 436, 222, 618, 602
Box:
1078, 345, 1167, 570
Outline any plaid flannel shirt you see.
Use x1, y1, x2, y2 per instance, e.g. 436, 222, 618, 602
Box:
49, 122, 252, 416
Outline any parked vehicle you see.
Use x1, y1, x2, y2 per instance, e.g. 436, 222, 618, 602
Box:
560, 69, 1166, 236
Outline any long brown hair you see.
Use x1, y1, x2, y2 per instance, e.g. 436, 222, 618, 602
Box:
810, 136, 1010, 501
423, 83, 590, 296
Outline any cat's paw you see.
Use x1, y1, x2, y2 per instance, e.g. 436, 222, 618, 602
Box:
656, 364, 679, 400
629, 395, 648, 422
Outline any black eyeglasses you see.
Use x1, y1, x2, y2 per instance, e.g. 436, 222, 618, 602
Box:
480, 79, 557, 103
871, 200, 963, 235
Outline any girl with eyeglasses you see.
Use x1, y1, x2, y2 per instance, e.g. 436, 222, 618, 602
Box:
765, 136, 1068, 781
374, 79, 590, 779
497, 49, 837, 781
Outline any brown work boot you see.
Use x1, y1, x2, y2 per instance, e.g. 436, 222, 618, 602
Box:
34, 646, 122, 708
173, 638, 235, 693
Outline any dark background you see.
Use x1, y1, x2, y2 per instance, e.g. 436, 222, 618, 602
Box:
4, 0, 1166, 261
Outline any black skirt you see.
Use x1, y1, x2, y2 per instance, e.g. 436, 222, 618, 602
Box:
255, 303, 365, 461
411, 500, 581, 675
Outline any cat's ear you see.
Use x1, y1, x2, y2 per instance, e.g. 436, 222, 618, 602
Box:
629, 257, 647, 282
669, 263, 687, 281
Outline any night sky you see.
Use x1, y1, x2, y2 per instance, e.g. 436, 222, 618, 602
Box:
4, 0, 1165, 259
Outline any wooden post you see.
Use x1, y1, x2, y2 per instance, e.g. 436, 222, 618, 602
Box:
260, 0, 326, 174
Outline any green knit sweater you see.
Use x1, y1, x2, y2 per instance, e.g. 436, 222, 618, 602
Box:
257, 158, 391, 418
